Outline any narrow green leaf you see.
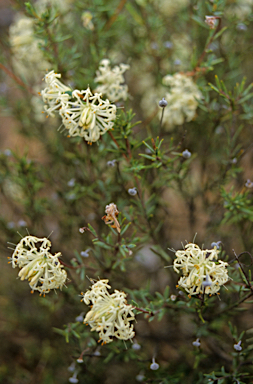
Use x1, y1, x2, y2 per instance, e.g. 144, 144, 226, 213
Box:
93, 241, 112, 250
88, 223, 97, 237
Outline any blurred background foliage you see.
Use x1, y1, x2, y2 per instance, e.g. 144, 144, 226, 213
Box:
2, 0, 253, 383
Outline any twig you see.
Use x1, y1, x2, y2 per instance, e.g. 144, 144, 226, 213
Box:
232, 250, 253, 291
216, 291, 253, 317
159, 108, 165, 129
0, 63, 36, 95
104, 0, 128, 31
186, 17, 222, 77
108, 131, 128, 160
134, 307, 156, 317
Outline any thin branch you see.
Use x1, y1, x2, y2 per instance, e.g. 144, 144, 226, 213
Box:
104, 0, 128, 31
0, 63, 36, 95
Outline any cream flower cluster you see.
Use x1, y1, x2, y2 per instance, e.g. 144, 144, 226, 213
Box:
9, 1, 76, 83
41, 71, 71, 117
94, 59, 130, 102
82, 279, 135, 344
156, 0, 189, 17
41, 71, 117, 143
225, 0, 253, 20
173, 243, 229, 296
10, 235, 67, 295
36, 0, 74, 14
9, 14, 49, 83
162, 73, 202, 127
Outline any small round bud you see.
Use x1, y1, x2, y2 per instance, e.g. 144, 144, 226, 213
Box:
76, 358, 83, 363
93, 350, 101, 356
150, 360, 159, 370
69, 377, 78, 384
128, 187, 137, 196
211, 241, 222, 249
67, 362, 76, 373
192, 338, 201, 347
7, 221, 15, 229
132, 341, 141, 350
136, 374, 145, 382
75, 313, 84, 322
18, 220, 27, 227
164, 41, 173, 49
215, 125, 223, 134
202, 274, 212, 288
67, 193, 76, 200
170, 294, 177, 301
68, 178, 76, 187
237, 23, 247, 31
182, 149, 191, 159
245, 179, 253, 188
234, 262, 240, 270
4, 149, 12, 156
174, 59, 181, 65
150, 42, 158, 50
81, 249, 90, 257
234, 340, 242, 352
107, 159, 117, 167
79, 227, 85, 233
159, 97, 168, 108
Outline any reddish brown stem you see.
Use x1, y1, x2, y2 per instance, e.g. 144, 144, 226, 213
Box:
0, 63, 36, 95
104, 0, 128, 31
186, 17, 222, 77
134, 307, 156, 316
108, 130, 128, 160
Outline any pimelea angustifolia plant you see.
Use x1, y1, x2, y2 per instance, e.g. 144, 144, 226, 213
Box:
1, 0, 253, 383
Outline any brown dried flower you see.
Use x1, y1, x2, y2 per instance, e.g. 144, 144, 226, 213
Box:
205, 16, 217, 30
102, 203, 121, 233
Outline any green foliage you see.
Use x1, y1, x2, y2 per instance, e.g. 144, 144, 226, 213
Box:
2, 0, 253, 383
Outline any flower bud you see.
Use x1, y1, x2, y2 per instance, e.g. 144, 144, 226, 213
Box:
234, 341, 242, 351
107, 159, 117, 167
128, 187, 137, 196
182, 149, 191, 159
192, 338, 201, 347
158, 98, 168, 108
150, 358, 159, 370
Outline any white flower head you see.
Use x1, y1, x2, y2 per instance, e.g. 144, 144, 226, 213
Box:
60, 88, 116, 143
81, 279, 135, 344
162, 73, 202, 127
40, 70, 71, 117
94, 59, 130, 102
40, 70, 117, 143
173, 243, 229, 296
10, 235, 67, 295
